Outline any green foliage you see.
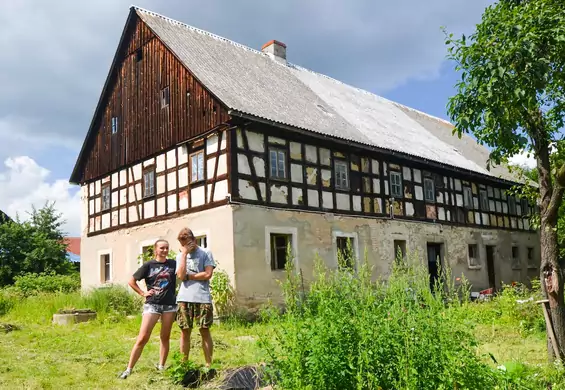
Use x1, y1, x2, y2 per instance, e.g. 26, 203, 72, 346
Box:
0, 290, 15, 316
9, 272, 80, 297
137, 246, 177, 266
0, 202, 73, 287
259, 251, 506, 390
82, 285, 143, 317
210, 267, 236, 318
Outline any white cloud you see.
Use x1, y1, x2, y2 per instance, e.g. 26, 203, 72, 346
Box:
509, 151, 537, 170
0, 156, 81, 236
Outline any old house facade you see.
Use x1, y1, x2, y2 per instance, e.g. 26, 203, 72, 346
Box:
70, 7, 539, 307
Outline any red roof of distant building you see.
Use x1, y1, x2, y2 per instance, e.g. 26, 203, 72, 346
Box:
64, 237, 81, 255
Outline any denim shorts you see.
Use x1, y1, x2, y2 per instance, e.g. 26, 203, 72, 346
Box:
142, 303, 178, 315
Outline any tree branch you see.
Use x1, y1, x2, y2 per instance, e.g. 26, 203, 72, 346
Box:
546, 163, 565, 223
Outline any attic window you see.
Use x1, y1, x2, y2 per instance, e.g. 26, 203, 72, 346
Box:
111, 116, 118, 134
161, 86, 170, 108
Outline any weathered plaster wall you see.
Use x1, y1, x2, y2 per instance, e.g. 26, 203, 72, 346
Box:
232, 204, 540, 308
80, 205, 235, 291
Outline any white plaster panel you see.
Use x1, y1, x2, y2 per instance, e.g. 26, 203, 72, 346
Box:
336, 193, 350, 210
270, 184, 288, 204
238, 154, 251, 175
89, 200, 95, 215
375, 198, 382, 213
236, 129, 243, 148
213, 180, 228, 202
438, 207, 446, 220
132, 164, 142, 181
111, 211, 119, 227
191, 186, 206, 207
456, 194, 463, 206
524, 219, 530, 230
321, 169, 331, 185
247, 131, 264, 152
473, 197, 479, 209
207, 157, 216, 180
119, 208, 127, 225
239, 180, 257, 200
89, 182, 94, 195
178, 167, 188, 188
518, 219, 524, 230
111, 191, 118, 207
414, 169, 422, 183
373, 178, 380, 194
166, 149, 176, 170
95, 197, 101, 213
102, 176, 110, 185
156, 154, 166, 173
167, 194, 178, 214
216, 154, 227, 177
322, 191, 333, 209
384, 180, 389, 196
446, 210, 451, 221
88, 216, 94, 233
496, 201, 502, 213
502, 203, 508, 214
143, 157, 155, 168
383, 164, 388, 176
268, 136, 285, 145
406, 202, 415, 217
144, 201, 155, 219
206, 134, 220, 155
305, 145, 317, 163
308, 189, 319, 208
291, 164, 303, 183
179, 191, 189, 210
489, 200, 495, 212
402, 167, 411, 181
157, 197, 166, 216
414, 185, 423, 201
157, 175, 166, 195
119, 170, 127, 187
220, 131, 227, 150
454, 179, 462, 191
95, 180, 101, 195
319, 148, 331, 166
167, 172, 177, 191
259, 182, 266, 200
353, 195, 362, 212
475, 212, 481, 225
111, 173, 119, 189
436, 192, 443, 204
95, 216, 101, 231
372, 159, 379, 175
290, 142, 301, 159
178, 145, 189, 165
253, 156, 265, 178
292, 187, 303, 205
128, 206, 139, 223
101, 213, 110, 230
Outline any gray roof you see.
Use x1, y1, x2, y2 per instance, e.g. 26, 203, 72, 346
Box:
135, 7, 516, 182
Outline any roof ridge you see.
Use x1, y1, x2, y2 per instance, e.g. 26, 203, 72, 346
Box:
132, 5, 265, 56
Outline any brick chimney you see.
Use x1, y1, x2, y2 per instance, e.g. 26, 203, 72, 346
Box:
261, 40, 287, 62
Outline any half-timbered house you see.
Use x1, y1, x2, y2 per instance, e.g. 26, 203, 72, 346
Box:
70, 6, 540, 307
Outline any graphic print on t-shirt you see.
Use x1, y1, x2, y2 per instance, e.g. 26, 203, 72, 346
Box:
148, 265, 173, 301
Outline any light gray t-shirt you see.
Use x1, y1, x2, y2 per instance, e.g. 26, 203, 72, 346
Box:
176, 247, 216, 303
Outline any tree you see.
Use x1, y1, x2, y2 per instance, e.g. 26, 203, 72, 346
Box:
0, 202, 72, 286
444, 0, 565, 359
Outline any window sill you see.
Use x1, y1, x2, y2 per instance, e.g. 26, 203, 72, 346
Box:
467, 265, 482, 270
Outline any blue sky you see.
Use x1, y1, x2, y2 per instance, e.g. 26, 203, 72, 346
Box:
0, 0, 501, 236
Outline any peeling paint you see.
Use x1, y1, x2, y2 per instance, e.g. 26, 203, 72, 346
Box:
414, 185, 423, 201
336, 193, 350, 210
306, 167, 318, 185
403, 167, 412, 181
374, 198, 382, 213
291, 163, 303, 183
333, 151, 345, 158
253, 156, 265, 178
363, 197, 371, 212
361, 157, 370, 173
268, 136, 286, 145
321, 169, 331, 187
405, 202, 414, 216
426, 205, 437, 219
292, 187, 304, 205
247, 131, 264, 152
319, 148, 331, 166
305, 145, 317, 163
290, 142, 302, 160
270, 184, 288, 204
404, 185, 412, 199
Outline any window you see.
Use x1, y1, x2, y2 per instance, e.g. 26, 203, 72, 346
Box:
390, 171, 402, 198
270, 233, 291, 270
143, 169, 155, 198
135, 48, 143, 62
101, 184, 111, 211
186, 91, 190, 116
527, 247, 536, 268
269, 149, 287, 179
424, 178, 435, 202
521, 198, 530, 216
463, 187, 473, 208
101, 253, 111, 283
111, 116, 118, 134
468, 244, 479, 267
512, 246, 521, 269
196, 235, 208, 249
508, 196, 517, 215
336, 236, 355, 269
480, 190, 488, 210
190, 151, 205, 182
335, 161, 349, 189
393, 240, 406, 263
161, 86, 170, 108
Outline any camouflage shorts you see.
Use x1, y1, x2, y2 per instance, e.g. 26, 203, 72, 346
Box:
176, 302, 214, 329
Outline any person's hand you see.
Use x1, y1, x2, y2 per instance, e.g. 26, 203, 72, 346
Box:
143, 289, 155, 298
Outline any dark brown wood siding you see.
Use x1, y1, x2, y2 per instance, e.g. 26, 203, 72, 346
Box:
81, 16, 230, 183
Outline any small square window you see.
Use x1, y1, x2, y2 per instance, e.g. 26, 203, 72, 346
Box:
424, 178, 435, 202
190, 151, 205, 182
335, 161, 349, 189
161, 86, 170, 108
270, 233, 291, 270
143, 169, 155, 198
269, 149, 287, 179
196, 235, 207, 249
101, 185, 111, 211
390, 172, 402, 198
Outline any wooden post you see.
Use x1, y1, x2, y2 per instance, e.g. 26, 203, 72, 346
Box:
536, 299, 561, 360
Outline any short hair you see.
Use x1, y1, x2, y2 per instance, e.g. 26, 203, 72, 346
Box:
177, 228, 194, 243
154, 239, 169, 248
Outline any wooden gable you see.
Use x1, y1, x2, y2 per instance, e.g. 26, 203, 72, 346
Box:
71, 12, 230, 184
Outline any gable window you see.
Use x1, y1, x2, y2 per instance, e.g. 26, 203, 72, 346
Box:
269, 149, 287, 179
161, 86, 170, 108
335, 161, 349, 189
512, 246, 521, 269
111, 116, 119, 134
143, 168, 155, 198
101, 184, 111, 211
508, 196, 517, 215
479, 189, 488, 211
424, 178, 435, 202
190, 151, 205, 182
390, 171, 402, 198
468, 244, 480, 268
463, 187, 473, 208
270, 233, 291, 270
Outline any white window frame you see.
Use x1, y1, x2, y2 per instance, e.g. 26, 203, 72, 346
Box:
190, 229, 210, 250
98, 249, 113, 284
111, 116, 119, 134
332, 231, 359, 270
265, 226, 298, 272
269, 148, 287, 179
143, 169, 155, 198
390, 171, 402, 198
101, 184, 111, 211
334, 160, 349, 190
467, 243, 481, 269
423, 177, 435, 202
190, 150, 205, 183
138, 238, 159, 266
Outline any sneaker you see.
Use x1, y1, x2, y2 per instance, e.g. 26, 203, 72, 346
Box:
118, 369, 131, 379
155, 363, 165, 371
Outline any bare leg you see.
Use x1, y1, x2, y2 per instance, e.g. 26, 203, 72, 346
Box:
180, 327, 192, 362
159, 311, 175, 367
127, 313, 161, 370
199, 328, 213, 367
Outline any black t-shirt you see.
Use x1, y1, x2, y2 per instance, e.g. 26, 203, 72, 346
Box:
133, 259, 177, 305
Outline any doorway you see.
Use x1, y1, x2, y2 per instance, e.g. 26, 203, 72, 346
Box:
427, 243, 443, 290
486, 245, 496, 290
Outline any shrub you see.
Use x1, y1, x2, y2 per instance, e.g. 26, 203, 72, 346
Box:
11, 272, 80, 296
210, 267, 236, 318
259, 252, 505, 390
83, 285, 143, 316
0, 290, 16, 316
